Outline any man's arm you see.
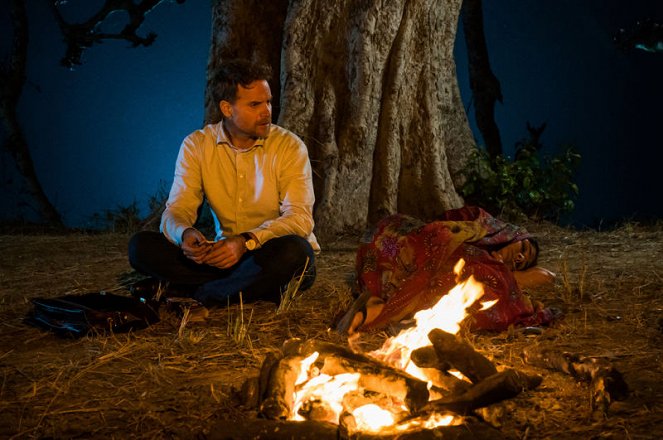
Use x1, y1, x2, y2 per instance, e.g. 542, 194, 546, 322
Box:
160, 133, 206, 246
248, 138, 316, 246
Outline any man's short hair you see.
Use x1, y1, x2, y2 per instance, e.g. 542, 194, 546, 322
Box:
211, 59, 273, 104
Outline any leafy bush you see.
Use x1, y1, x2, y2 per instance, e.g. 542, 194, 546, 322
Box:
89, 200, 144, 233
88, 185, 216, 235
461, 125, 581, 222
88, 183, 169, 233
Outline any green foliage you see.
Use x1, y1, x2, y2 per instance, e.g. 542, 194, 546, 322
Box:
88, 182, 169, 233
461, 127, 581, 222
88, 182, 216, 235
89, 200, 144, 233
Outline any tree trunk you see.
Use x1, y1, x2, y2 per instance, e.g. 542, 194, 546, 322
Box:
204, 0, 290, 124
1, 0, 63, 226
461, 0, 503, 158
206, 0, 476, 242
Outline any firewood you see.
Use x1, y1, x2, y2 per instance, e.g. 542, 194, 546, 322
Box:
239, 375, 260, 409
285, 338, 435, 408
410, 346, 472, 395
338, 416, 506, 440
341, 389, 406, 415
291, 338, 379, 365
207, 418, 339, 439
411, 345, 451, 370
522, 346, 629, 413
258, 351, 283, 401
428, 329, 498, 384
321, 354, 430, 412
259, 355, 305, 420
420, 368, 542, 415
297, 398, 337, 423
281, 337, 305, 356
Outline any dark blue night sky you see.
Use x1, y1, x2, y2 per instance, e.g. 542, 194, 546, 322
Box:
2, 1, 662, 229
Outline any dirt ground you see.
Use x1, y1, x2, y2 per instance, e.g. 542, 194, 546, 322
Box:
0, 222, 662, 439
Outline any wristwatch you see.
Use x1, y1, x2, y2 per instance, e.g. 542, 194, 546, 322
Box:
240, 232, 258, 251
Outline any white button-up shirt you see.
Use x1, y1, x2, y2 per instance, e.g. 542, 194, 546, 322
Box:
161, 122, 319, 251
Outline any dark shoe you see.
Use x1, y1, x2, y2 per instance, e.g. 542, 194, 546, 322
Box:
130, 278, 168, 302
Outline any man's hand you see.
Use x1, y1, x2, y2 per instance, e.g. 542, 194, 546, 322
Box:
181, 228, 212, 264
202, 235, 246, 269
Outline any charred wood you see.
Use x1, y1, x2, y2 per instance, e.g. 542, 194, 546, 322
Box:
420, 369, 541, 415
410, 346, 472, 395
321, 355, 430, 413
428, 329, 497, 384
297, 398, 337, 423
207, 418, 338, 439
339, 418, 506, 440
286, 337, 379, 366
239, 375, 260, 409
237, 351, 282, 409
410, 345, 451, 370
523, 346, 629, 412
259, 355, 305, 420
258, 351, 282, 403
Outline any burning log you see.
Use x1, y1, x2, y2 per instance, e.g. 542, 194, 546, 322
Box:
259, 354, 307, 419
320, 354, 430, 412
297, 397, 337, 422
338, 420, 506, 440
208, 419, 339, 439
427, 329, 498, 384
239, 351, 281, 410
281, 338, 431, 412
248, 331, 544, 436
285, 338, 378, 365
410, 346, 472, 395
522, 346, 629, 413
420, 368, 542, 415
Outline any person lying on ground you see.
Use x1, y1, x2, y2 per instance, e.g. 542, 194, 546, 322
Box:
336, 206, 558, 336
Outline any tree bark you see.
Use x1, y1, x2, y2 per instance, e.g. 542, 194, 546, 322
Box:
204, 0, 290, 124
1, 0, 63, 226
206, 0, 476, 241
461, 0, 503, 158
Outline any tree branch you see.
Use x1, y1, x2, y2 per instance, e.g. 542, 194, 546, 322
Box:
49, 0, 185, 68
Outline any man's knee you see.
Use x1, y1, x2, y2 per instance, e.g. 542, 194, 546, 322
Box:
259, 235, 316, 287
128, 230, 163, 270
274, 235, 315, 268
282, 236, 316, 290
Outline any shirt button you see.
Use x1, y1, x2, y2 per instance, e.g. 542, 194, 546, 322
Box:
239, 198, 243, 203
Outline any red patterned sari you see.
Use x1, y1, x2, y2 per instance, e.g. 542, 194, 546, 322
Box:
355, 207, 556, 332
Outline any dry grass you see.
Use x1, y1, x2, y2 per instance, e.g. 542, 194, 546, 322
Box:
0, 223, 662, 439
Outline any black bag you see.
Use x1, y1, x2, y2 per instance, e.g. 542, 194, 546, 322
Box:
26, 291, 160, 338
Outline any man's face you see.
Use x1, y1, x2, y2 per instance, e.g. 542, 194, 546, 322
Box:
220, 80, 272, 148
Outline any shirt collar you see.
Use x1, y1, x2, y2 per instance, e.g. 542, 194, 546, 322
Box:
216, 121, 266, 151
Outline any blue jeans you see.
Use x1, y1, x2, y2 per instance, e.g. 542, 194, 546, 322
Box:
128, 231, 316, 306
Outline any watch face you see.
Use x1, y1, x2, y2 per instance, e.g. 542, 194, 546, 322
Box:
245, 239, 257, 251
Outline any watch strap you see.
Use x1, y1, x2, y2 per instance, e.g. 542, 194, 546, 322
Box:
240, 232, 258, 250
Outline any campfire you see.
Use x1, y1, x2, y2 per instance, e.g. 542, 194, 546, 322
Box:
239, 260, 547, 437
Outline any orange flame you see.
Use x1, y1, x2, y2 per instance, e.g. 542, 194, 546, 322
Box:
369, 259, 490, 377
290, 259, 495, 434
